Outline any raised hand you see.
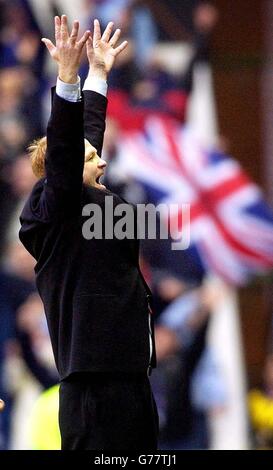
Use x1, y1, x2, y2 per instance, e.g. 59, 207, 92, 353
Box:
86, 19, 128, 80
42, 15, 90, 83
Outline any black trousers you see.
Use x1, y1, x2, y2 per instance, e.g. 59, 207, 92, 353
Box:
59, 372, 159, 450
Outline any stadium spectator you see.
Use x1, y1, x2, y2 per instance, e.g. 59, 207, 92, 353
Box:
150, 275, 227, 449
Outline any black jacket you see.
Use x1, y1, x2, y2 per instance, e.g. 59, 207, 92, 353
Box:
19, 90, 156, 380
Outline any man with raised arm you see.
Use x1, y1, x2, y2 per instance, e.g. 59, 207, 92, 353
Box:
19, 15, 158, 450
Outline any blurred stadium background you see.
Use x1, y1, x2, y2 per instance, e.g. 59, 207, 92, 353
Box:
0, 0, 273, 450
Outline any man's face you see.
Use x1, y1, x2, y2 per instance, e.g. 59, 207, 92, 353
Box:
83, 139, 107, 189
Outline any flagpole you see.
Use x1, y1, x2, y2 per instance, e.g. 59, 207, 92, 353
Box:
191, 59, 250, 449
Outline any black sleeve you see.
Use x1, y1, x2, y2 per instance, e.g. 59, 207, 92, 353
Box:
45, 90, 85, 192
83, 90, 107, 157
37, 89, 85, 218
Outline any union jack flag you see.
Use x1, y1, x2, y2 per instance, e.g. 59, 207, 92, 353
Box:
118, 116, 273, 285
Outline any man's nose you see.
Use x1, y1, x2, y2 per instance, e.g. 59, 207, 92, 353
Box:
98, 158, 107, 169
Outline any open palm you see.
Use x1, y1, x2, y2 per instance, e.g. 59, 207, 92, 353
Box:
87, 19, 128, 74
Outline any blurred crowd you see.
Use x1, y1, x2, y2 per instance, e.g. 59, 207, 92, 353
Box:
0, 0, 271, 451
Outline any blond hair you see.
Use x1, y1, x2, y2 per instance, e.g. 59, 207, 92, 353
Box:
28, 136, 47, 178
